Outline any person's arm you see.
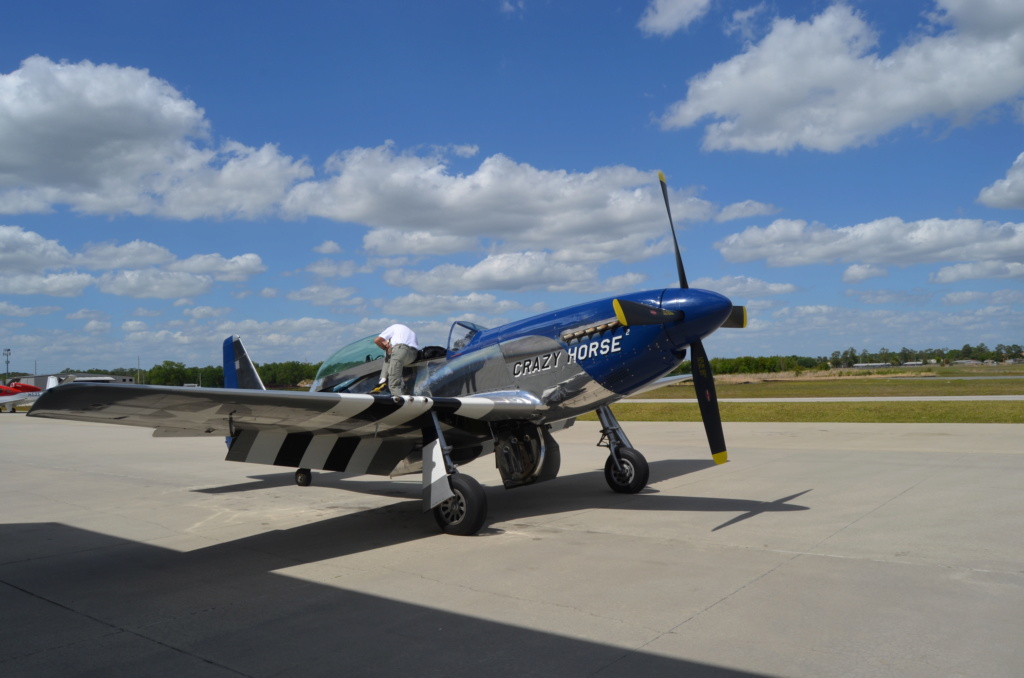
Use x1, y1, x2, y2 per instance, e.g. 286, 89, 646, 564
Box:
374, 336, 390, 352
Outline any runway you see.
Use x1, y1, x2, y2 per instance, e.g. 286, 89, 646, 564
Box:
1, 415, 1021, 677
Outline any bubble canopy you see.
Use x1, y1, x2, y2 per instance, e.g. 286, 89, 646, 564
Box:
310, 335, 385, 392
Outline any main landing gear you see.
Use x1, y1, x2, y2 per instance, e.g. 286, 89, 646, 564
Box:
596, 405, 650, 494
428, 411, 488, 536
432, 473, 488, 536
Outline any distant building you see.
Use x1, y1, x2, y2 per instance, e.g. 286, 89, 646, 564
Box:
852, 362, 893, 369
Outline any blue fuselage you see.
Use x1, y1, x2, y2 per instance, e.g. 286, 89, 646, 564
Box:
419, 287, 733, 419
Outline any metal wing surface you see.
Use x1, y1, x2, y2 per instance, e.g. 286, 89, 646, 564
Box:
27, 383, 544, 438
1, 392, 36, 410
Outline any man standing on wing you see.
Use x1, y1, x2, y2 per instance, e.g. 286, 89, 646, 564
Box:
373, 324, 420, 395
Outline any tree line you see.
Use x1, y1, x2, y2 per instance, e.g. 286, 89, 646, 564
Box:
828, 343, 1023, 368
9, 342, 1020, 387
674, 343, 1021, 376
39, 360, 322, 388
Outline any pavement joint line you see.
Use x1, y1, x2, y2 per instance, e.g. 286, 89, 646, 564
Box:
374, 564, 666, 637
807, 452, 971, 549
756, 548, 1024, 576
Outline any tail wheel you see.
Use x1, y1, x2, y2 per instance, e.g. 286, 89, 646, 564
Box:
604, 447, 649, 494
432, 474, 488, 536
295, 468, 312, 487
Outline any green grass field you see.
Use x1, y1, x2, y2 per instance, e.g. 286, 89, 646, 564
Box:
640, 376, 1024, 399
603, 365, 1024, 423
583, 400, 1023, 424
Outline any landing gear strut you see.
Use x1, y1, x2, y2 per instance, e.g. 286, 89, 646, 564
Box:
427, 411, 488, 535
596, 406, 649, 494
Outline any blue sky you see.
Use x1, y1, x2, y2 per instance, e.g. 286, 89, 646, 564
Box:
2, 0, 1023, 374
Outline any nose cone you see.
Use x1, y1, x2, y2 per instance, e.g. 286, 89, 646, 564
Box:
660, 288, 733, 349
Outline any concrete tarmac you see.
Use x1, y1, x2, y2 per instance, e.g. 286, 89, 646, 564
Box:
1, 415, 1021, 677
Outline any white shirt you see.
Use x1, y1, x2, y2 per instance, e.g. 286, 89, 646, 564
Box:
379, 324, 419, 349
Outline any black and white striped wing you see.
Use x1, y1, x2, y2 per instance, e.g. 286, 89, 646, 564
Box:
29, 383, 542, 434
28, 383, 543, 477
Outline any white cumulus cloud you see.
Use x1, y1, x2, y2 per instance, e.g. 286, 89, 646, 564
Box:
382, 292, 526, 317
717, 217, 1024, 271
843, 264, 888, 283
930, 260, 1024, 282
638, 0, 713, 36
661, 2, 1024, 152
0, 226, 71, 272
715, 200, 779, 222
0, 57, 312, 218
97, 269, 212, 299
691, 274, 796, 297
166, 253, 266, 281
978, 151, 1024, 208
384, 251, 597, 293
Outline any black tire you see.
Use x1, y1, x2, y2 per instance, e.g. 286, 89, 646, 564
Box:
295, 468, 312, 487
432, 473, 488, 536
604, 447, 649, 494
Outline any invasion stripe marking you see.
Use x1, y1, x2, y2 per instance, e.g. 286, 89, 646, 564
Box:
300, 394, 377, 430
453, 398, 495, 419
246, 430, 289, 465
324, 437, 360, 472
275, 432, 313, 467
299, 435, 340, 470
366, 439, 416, 476
345, 438, 382, 474
225, 429, 259, 462
342, 397, 434, 436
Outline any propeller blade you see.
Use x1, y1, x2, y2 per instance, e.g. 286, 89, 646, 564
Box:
690, 339, 728, 464
658, 170, 689, 289
613, 299, 683, 327
722, 305, 748, 329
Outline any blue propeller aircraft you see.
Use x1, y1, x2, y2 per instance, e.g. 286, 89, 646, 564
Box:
29, 173, 747, 535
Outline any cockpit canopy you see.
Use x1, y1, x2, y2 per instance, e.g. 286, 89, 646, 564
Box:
310, 322, 488, 393
310, 335, 385, 393
448, 320, 486, 355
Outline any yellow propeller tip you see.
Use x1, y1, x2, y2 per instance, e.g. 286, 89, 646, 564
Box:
612, 299, 629, 327
712, 451, 728, 465
658, 170, 666, 182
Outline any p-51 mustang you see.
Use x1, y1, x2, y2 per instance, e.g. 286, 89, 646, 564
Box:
29, 173, 746, 535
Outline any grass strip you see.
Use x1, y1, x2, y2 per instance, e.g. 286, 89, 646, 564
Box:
580, 401, 1023, 424
640, 378, 1024, 399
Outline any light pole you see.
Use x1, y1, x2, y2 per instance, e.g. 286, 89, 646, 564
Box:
3, 348, 10, 385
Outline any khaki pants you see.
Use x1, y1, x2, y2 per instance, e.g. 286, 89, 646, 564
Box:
384, 343, 417, 395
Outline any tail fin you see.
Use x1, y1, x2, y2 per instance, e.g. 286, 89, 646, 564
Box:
223, 335, 266, 390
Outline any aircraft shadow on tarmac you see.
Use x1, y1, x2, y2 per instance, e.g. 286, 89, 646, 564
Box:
191, 459, 811, 533
0, 521, 777, 677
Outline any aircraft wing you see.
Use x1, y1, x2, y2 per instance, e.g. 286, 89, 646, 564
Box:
27, 383, 544, 437
1, 392, 36, 411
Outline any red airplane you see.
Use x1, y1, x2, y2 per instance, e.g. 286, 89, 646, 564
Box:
1, 379, 55, 412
